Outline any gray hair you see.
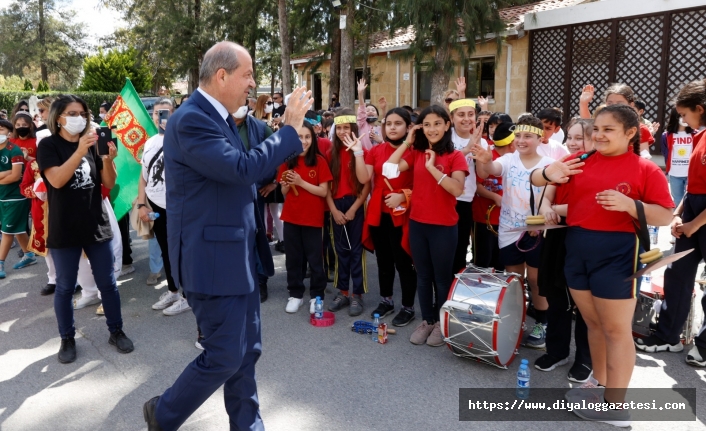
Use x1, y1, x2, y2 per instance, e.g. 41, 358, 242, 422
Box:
154, 97, 174, 109
199, 42, 242, 85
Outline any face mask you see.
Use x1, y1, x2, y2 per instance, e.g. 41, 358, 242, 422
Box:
16, 127, 31, 137
264, 104, 273, 114
234, 106, 249, 119
366, 117, 378, 124
0, 135, 6, 144
273, 102, 281, 109
62, 116, 87, 135
99, 113, 106, 120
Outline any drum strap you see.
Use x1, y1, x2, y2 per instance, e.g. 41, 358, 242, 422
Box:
632, 200, 651, 252
516, 170, 549, 252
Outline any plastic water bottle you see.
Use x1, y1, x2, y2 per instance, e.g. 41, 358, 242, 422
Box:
648, 225, 659, 245
516, 364, 530, 399
641, 272, 652, 292
314, 297, 323, 319
521, 359, 528, 366
148, 212, 160, 221
372, 314, 380, 341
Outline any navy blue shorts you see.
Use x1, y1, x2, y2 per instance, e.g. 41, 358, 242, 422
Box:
564, 227, 639, 300
499, 233, 543, 268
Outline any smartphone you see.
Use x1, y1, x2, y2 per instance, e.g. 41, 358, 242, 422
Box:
158, 109, 170, 133
96, 126, 115, 156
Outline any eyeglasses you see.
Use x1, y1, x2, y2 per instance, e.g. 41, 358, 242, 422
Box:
38, 108, 45, 113
445, 98, 457, 104
266, 101, 274, 106
61, 111, 89, 119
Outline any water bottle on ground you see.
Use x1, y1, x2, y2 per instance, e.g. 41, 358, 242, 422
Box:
314, 297, 323, 319
148, 212, 160, 221
516, 364, 530, 399
372, 314, 380, 342
648, 225, 658, 245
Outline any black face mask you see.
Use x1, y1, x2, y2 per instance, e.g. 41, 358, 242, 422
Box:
16, 127, 31, 138
366, 117, 378, 124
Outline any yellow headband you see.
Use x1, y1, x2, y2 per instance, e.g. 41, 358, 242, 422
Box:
449, 99, 477, 112
514, 124, 544, 137
493, 134, 515, 147
334, 115, 357, 125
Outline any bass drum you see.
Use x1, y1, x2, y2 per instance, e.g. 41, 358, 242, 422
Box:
440, 265, 525, 369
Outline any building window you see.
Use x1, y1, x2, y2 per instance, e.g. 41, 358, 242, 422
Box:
416, 65, 432, 108
465, 58, 495, 99
354, 67, 371, 101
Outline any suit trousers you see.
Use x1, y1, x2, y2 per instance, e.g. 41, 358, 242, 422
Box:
155, 288, 263, 431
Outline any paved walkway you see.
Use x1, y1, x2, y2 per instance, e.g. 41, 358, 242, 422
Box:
0, 227, 704, 430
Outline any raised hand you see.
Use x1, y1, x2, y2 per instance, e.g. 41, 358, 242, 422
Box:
455, 77, 466, 96
477, 95, 488, 111
357, 78, 367, 95
284, 87, 314, 129
378, 96, 387, 111
76, 129, 97, 157
469, 142, 492, 163
580, 85, 595, 105
543, 155, 585, 183
405, 124, 422, 146
343, 132, 362, 152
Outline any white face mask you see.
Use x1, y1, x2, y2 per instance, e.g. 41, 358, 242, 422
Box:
0, 135, 6, 144
273, 102, 281, 109
234, 106, 249, 119
61, 116, 87, 135
99, 113, 106, 120
264, 104, 273, 114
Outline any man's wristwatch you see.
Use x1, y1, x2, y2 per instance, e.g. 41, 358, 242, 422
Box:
137, 203, 146, 209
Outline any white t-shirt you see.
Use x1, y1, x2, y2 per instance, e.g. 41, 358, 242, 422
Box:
536, 138, 569, 160
496, 152, 555, 248
141, 134, 166, 209
670, 132, 693, 177
452, 129, 488, 202
552, 129, 565, 145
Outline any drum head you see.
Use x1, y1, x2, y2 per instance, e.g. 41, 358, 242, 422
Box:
493, 278, 525, 366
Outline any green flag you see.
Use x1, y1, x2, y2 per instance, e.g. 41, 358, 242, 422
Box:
103, 78, 158, 221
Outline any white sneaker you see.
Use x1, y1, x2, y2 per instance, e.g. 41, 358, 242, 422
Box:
152, 291, 180, 310
120, 264, 135, 276
309, 298, 316, 314
73, 295, 101, 310
285, 297, 304, 313
163, 296, 191, 316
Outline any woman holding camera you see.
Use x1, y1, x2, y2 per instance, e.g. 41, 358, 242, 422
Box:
36, 95, 134, 364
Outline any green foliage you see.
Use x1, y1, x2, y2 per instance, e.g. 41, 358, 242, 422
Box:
23, 79, 33, 91
0, 91, 119, 116
37, 80, 50, 92
0, 0, 87, 90
79, 48, 152, 93
0, 75, 26, 91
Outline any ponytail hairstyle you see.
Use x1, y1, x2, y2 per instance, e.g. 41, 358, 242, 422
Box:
603, 83, 637, 105
595, 104, 641, 155
413, 105, 454, 155
675, 78, 706, 128
665, 108, 689, 134
288, 121, 320, 170
382, 107, 412, 145
330, 109, 364, 197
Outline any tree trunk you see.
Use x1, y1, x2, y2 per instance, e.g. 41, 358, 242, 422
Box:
329, 24, 341, 108
189, 68, 199, 93
278, 0, 291, 94
189, 0, 203, 92
38, 0, 47, 82
429, 23, 454, 106
339, 2, 355, 108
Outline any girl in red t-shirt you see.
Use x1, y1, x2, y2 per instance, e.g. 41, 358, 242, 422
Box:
533, 105, 674, 424
385, 105, 469, 346
346, 107, 417, 327
9, 112, 37, 160
655, 79, 706, 368
325, 109, 371, 316
278, 122, 333, 315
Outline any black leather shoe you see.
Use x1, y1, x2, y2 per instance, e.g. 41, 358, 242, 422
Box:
143, 396, 163, 431
259, 282, 268, 303
58, 337, 76, 363
109, 329, 134, 353
41, 284, 56, 296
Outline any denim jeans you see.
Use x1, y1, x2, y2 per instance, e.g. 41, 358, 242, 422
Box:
149, 236, 164, 274
669, 175, 687, 208
52, 240, 123, 338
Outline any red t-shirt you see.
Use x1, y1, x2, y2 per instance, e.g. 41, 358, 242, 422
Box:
472, 148, 502, 225
277, 155, 333, 227
557, 151, 674, 232
326, 146, 364, 199
408, 149, 469, 226
365, 142, 414, 215
687, 129, 706, 194
10, 137, 37, 159
317, 137, 332, 157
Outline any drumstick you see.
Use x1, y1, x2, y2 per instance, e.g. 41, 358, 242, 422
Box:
282, 171, 299, 196
383, 178, 394, 192
387, 328, 397, 335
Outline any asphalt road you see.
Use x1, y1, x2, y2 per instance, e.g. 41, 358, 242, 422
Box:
0, 226, 705, 431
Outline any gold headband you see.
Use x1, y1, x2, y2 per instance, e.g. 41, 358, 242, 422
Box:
514, 124, 544, 137
334, 115, 357, 125
493, 134, 515, 147
449, 99, 477, 112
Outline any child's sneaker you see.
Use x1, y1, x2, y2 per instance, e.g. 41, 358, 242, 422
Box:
328, 292, 350, 312
13, 252, 37, 269
410, 321, 434, 345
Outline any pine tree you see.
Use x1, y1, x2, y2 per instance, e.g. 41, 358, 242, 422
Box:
23, 79, 33, 91
78, 48, 152, 93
